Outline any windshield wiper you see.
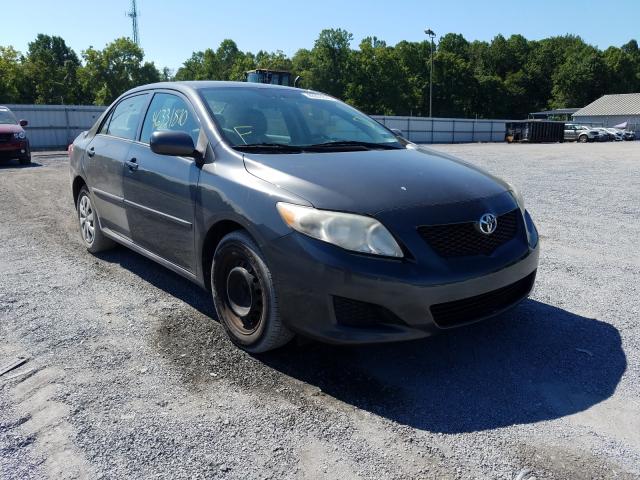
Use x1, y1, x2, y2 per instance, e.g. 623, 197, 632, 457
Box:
233, 143, 304, 153
304, 140, 403, 151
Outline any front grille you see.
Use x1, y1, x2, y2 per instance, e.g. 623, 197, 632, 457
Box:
430, 271, 536, 328
333, 296, 403, 328
0, 133, 12, 143
417, 209, 519, 257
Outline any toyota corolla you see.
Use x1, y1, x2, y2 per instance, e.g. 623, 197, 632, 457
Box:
69, 82, 539, 352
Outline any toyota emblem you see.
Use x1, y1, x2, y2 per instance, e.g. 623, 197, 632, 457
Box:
478, 213, 497, 235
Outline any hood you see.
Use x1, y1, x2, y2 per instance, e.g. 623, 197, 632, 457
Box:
0, 124, 23, 134
243, 146, 509, 215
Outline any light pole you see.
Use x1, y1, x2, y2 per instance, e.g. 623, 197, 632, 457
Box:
425, 28, 436, 118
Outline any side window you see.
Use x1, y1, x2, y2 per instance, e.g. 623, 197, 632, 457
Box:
105, 94, 148, 140
140, 93, 200, 145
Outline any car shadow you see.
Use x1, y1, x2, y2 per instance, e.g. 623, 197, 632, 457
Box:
97, 246, 626, 434
267, 300, 626, 433
0, 160, 42, 169
96, 246, 216, 317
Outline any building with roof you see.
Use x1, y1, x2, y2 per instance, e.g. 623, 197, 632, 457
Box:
529, 108, 580, 121
572, 93, 640, 131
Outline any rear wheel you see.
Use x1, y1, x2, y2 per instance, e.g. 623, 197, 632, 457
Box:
76, 186, 115, 253
211, 231, 294, 353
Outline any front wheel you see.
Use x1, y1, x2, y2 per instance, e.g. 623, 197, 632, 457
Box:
19, 154, 31, 165
578, 135, 588, 143
211, 231, 294, 353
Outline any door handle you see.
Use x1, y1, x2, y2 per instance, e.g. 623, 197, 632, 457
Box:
126, 158, 138, 171
87, 147, 95, 158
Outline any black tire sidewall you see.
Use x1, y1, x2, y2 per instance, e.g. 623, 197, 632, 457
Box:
211, 232, 280, 352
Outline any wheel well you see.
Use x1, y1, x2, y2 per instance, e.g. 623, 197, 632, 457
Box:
201, 220, 245, 290
72, 176, 87, 206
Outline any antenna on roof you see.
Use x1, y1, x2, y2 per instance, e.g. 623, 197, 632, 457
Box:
126, 0, 140, 45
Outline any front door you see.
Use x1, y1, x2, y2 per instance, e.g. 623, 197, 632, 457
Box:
123, 91, 202, 272
84, 93, 149, 238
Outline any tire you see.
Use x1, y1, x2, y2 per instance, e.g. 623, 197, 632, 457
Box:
76, 186, 115, 253
578, 135, 588, 143
211, 230, 294, 353
19, 154, 31, 165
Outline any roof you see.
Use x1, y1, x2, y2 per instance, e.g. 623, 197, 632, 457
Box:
506, 120, 565, 124
246, 69, 292, 74
573, 93, 640, 117
530, 108, 579, 116
140, 80, 296, 90
126, 81, 301, 97
111, 81, 316, 109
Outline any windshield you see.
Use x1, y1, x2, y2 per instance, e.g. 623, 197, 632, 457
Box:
200, 87, 401, 151
0, 110, 18, 125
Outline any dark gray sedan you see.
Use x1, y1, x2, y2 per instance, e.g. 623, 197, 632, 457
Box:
69, 82, 539, 352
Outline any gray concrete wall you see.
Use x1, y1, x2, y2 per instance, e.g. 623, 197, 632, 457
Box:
7, 104, 523, 149
371, 116, 513, 143
5, 104, 107, 150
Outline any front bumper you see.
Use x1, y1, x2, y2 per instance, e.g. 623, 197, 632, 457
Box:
265, 208, 540, 345
0, 140, 29, 158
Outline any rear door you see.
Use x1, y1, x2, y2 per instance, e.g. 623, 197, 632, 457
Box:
84, 93, 149, 238
123, 91, 202, 272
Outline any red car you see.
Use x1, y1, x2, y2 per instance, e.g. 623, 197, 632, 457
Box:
0, 106, 31, 165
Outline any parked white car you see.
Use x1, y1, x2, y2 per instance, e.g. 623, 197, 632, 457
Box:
564, 124, 602, 142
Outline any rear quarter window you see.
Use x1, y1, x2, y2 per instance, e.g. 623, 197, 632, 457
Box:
102, 94, 149, 140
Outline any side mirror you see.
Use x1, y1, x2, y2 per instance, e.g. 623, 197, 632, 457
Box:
150, 130, 197, 157
19, 119, 28, 127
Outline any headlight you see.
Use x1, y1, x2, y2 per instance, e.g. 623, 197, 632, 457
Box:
13, 132, 26, 140
276, 202, 403, 257
507, 183, 525, 213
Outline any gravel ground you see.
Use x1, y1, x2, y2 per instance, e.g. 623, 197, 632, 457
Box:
1, 142, 639, 480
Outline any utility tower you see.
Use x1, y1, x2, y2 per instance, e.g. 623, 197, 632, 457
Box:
127, 0, 140, 45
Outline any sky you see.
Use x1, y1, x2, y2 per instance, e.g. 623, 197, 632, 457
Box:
4, 0, 640, 71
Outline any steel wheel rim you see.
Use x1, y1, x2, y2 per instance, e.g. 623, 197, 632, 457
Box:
226, 266, 256, 318
79, 195, 95, 245
216, 247, 265, 337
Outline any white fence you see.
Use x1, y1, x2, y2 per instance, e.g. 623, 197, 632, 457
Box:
6, 104, 106, 150
372, 115, 511, 143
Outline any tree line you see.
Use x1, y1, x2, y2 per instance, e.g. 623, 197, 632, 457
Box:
1, 30, 639, 118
